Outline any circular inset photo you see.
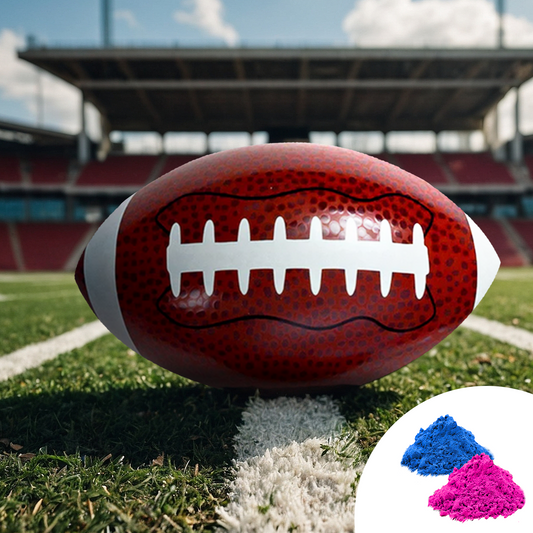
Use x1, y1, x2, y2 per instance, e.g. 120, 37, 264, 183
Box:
354, 386, 533, 532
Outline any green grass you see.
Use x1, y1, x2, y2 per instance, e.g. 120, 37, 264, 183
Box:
0, 336, 246, 532
474, 267, 533, 332
0, 273, 95, 356
0, 269, 532, 531
339, 328, 533, 469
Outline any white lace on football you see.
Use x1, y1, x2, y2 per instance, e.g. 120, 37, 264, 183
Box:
167, 216, 430, 298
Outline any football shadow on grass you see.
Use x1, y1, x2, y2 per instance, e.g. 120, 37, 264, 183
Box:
334, 385, 402, 421
0, 384, 398, 468
0, 385, 247, 468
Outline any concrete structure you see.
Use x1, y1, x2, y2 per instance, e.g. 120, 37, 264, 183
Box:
18, 47, 533, 152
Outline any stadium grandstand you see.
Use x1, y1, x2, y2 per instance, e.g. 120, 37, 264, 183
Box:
2, 44, 533, 270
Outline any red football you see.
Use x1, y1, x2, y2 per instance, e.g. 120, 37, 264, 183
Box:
75, 143, 499, 391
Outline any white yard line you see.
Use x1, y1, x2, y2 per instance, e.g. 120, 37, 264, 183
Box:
218, 315, 533, 532
0, 321, 109, 381
217, 395, 360, 533
495, 270, 533, 281
0, 273, 72, 283
0, 290, 80, 301
461, 315, 533, 352
0, 307, 530, 533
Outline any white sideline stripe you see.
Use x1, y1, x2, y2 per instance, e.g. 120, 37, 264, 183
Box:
0, 321, 109, 381
0, 290, 80, 302
461, 314, 533, 352
0, 274, 72, 283
217, 396, 360, 533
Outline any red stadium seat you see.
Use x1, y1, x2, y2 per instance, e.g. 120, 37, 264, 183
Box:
0, 155, 23, 183
30, 156, 70, 184
16, 223, 92, 271
442, 153, 515, 185
76, 155, 159, 187
524, 155, 533, 183
509, 220, 533, 262
394, 153, 449, 186
0, 224, 18, 270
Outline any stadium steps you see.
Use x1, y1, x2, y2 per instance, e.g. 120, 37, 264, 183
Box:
19, 158, 32, 185
433, 152, 458, 184
393, 153, 451, 186
16, 223, 93, 271
63, 224, 98, 271
499, 219, 533, 264
523, 156, 533, 185
145, 154, 167, 184
473, 218, 528, 267
507, 162, 532, 186
8, 223, 25, 270
508, 220, 533, 263
66, 161, 83, 186
0, 223, 19, 270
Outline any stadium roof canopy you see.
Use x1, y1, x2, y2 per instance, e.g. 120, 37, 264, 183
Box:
0, 118, 76, 147
19, 47, 533, 136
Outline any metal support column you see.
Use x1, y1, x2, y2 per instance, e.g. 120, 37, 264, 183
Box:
497, 0, 505, 48
77, 95, 90, 165
511, 87, 523, 163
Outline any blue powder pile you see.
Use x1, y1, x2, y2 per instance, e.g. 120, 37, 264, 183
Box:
401, 415, 493, 476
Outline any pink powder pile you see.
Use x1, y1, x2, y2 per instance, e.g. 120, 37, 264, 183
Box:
429, 454, 525, 522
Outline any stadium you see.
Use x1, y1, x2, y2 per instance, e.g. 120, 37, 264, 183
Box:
2, 47, 533, 270
1, 1, 533, 531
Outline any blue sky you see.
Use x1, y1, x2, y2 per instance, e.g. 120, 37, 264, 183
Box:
2, 0, 533, 48
2, 0, 533, 149
2, 0, 359, 48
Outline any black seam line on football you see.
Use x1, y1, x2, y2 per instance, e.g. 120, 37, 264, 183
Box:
154, 188, 435, 238
154, 285, 438, 333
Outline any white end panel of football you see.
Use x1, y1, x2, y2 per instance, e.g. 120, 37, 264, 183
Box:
466, 214, 501, 309
84, 195, 139, 353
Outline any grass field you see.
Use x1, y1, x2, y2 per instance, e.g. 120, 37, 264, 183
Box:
0, 270, 532, 532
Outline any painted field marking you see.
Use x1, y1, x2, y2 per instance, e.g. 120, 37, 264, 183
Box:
0, 290, 81, 302
0, 273, 73, 283
218, 315, 533, 532
495, 269, 533, 281
0, 321, 109, 381
217, 395, 360, 533
461, 315, 533, 352
0, 309, 531, 532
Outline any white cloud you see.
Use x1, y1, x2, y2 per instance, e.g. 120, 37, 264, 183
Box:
342, 0, 533, 48
0, 29, 71, 132
115, 9, 141, 29
174, 0, 239, 46
0, 29, 43, 114
342, 0, 533, 137
0, 28, 101, 138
